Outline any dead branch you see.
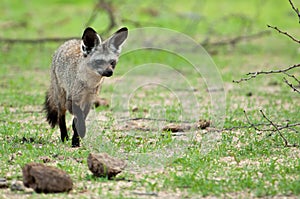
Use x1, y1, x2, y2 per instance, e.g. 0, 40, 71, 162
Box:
259, 110, 298, 147
267, 25, 300, 44
118, 117, 194, 124
283, 72, 300, 84
0, 37, 78, 44
233, 63, 300, 83
283, 77, 300, 93
85, 0, 116, 35
288, 0, 300, 23
202, 30, 271, 47
223, 121, 300, 133
243, 110, 299, 147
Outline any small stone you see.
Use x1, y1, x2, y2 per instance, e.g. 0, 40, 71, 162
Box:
87, 153, 126, 179
22, 163, 73, 193
11, 180, 25, 191
132, 106, 139, 112
197, 119, 210, 129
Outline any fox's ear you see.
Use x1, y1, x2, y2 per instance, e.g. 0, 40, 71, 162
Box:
107, 27, 128, 52
81, 27, 101, 56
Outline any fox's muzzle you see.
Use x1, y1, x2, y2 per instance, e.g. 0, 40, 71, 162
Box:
102, 68, 113, 77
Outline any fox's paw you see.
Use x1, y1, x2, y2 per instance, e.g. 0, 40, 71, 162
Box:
71, 137, 80, 148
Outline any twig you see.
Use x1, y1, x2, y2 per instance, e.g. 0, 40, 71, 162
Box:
242, 109, 298, 147
233, 63, 300, 83
259, 110, 297, 147
243, 110, 261, 132
283, 72, 300, 84
85, 0, 116, 35
243, 111, 299, 132
267, 24, 300, 44
118, 117, 194, 124
202, 30, 271, 47
288, 0, 300, 23
236, 122, 300, 133
85, 4, 99, 27
283, 77, 300, 93
0, 37, 78, 44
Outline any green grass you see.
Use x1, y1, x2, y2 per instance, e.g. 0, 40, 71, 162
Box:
0, 0, 300, 198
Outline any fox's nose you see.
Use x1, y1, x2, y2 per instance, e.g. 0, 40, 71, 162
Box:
102, 69, 113, 77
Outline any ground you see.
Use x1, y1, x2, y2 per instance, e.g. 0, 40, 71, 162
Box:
0, 0, 299, 198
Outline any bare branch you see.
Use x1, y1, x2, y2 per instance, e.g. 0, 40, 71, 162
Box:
233, 63, 300, 83
259, 110, 298, 147
241, 110, 299, 147
222, 122, 294, 132
288, 0, 300, 23
202, 30, 271, 47
85, 0, 116, 35
0, 37, 78, 44
243, 110, 262, 132
283, 72, 300, 84
267, 24, 300, 44
283, 77, 300, 93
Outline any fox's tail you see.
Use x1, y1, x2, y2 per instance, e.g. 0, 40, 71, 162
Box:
44, 90, 58, 128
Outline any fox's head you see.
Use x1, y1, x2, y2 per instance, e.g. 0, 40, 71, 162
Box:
81, 27, 128, 77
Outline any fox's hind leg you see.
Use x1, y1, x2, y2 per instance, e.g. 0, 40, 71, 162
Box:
58, 111, 69, 142
44, 90, 69, 142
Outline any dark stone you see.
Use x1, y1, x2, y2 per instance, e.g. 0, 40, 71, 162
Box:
197, 119, 210, 129
22, 163, 73, 193
87, 153, 126, 179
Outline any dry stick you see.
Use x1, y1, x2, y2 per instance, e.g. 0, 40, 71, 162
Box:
85, 4, 99, 27
243, 110, 262, 132
202, 30, 271, 47
283, 77, 300, 93
85, 0, 116, 35
0, 37, 78, 44
267, 24, 300, 44
235, 120, 300, 133
288, 0, 300, 23
0, 30, 270, 46
259, 110, 298, 147
244, 110, 300, 147
118, 117, 194, 124
233, 63, 300, 83
283, 72, 300, 84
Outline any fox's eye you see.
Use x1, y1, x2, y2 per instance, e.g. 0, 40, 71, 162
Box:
110, 60, 117, 68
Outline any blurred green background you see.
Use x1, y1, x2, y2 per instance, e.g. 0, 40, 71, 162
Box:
0, 1, 300, 198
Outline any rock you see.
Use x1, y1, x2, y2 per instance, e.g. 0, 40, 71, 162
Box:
0, 178, 8, 189
131, 106, 139, 112
87, 153, 126, 179
11, 180, 25, 191
197, 119, 210, 129
22, 163, 73, 193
